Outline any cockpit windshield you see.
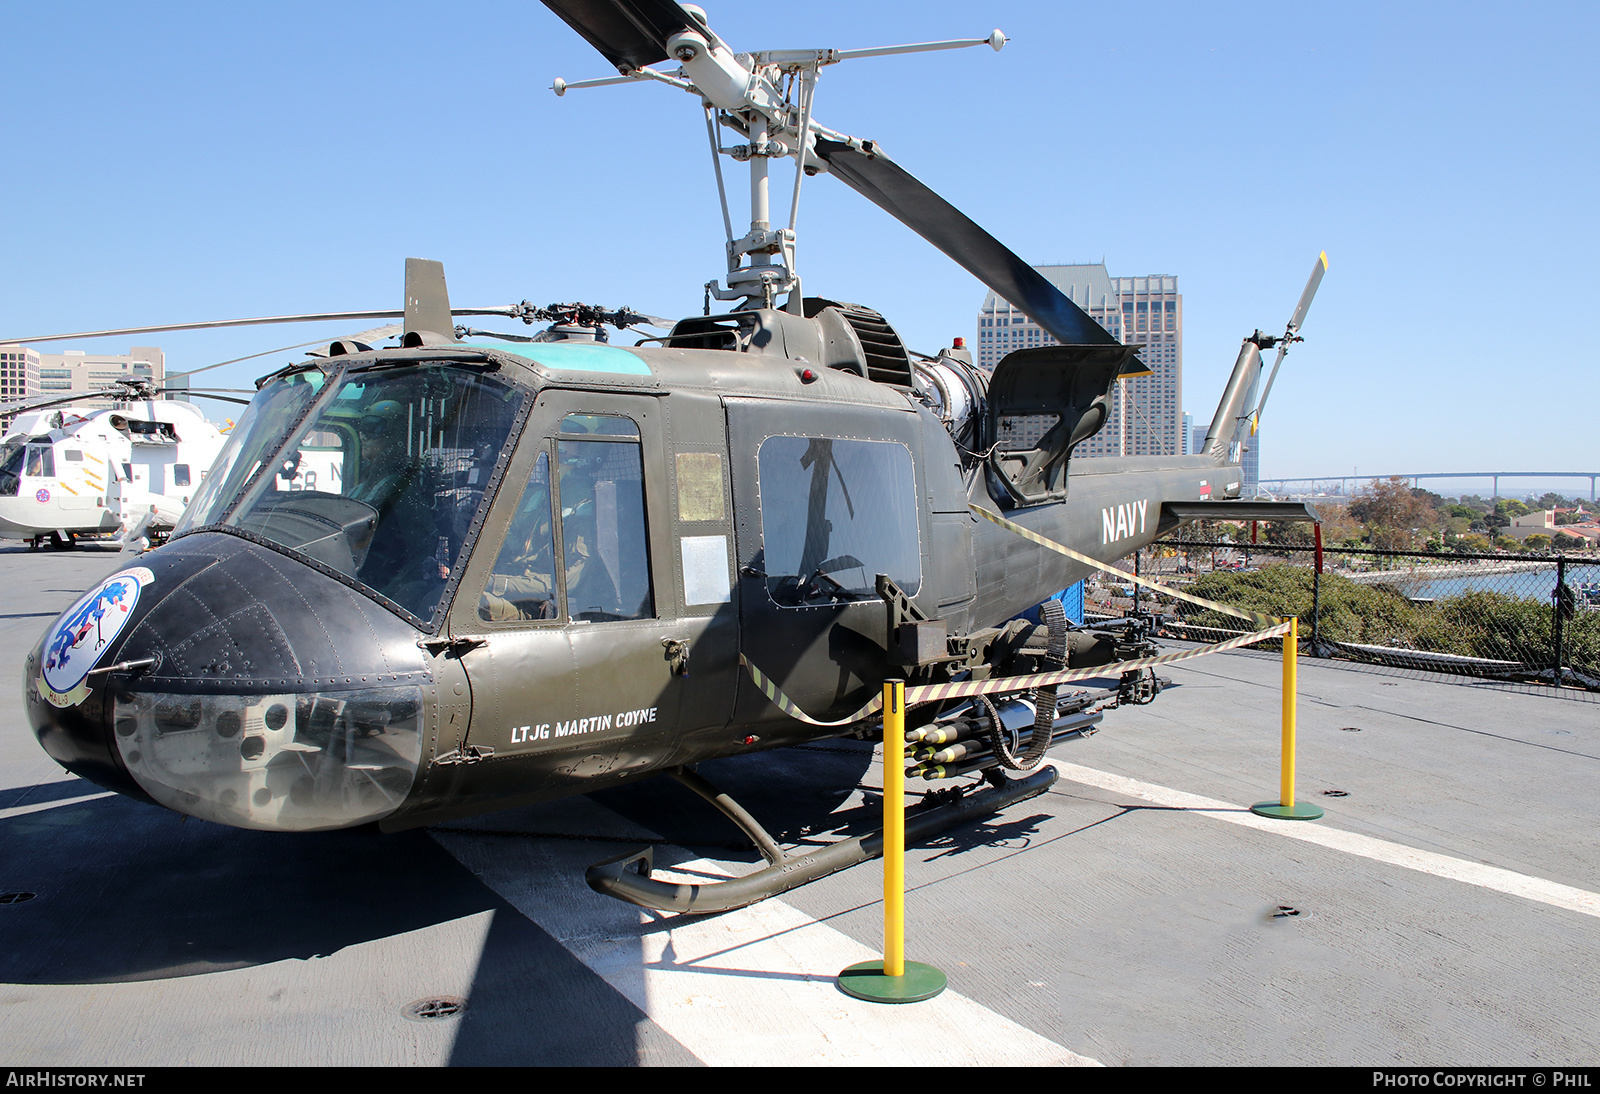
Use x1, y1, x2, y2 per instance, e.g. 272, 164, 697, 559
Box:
0, 440, 24, 497
175, 362, 525, 623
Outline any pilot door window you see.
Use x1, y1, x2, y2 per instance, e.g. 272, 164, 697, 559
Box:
756, 436, 921, 607
479, 416, 654, 624
480, 450, 558, 622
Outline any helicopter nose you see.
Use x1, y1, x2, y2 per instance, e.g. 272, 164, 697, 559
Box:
26, 532, 435, 831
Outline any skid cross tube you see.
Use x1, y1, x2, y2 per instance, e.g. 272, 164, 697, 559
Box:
586, 763, 1058, 914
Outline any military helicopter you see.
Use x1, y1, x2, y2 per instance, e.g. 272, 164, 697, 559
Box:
24, 0, 1323, 913
0, 333, 401, 550
0, 384, 233, 550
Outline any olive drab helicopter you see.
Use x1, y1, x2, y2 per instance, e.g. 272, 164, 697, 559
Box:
23, 0, 1325, 914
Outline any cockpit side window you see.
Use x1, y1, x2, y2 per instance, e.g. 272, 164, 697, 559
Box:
479, 450, 558, 623
25, 445, 54, 479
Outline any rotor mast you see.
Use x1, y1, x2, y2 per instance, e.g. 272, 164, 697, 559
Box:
553, 4, 1006, 312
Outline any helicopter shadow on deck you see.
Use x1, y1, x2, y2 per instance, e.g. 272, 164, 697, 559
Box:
0, 743, 884, 984
0, 782, 504, 986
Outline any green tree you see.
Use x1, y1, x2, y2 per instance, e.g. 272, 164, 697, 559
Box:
1350, 477, 1440, 549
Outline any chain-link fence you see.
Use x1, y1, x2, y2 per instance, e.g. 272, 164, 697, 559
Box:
1083, 536, 1600, 699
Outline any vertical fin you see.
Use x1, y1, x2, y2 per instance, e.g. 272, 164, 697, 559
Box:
403, 258, 457, 342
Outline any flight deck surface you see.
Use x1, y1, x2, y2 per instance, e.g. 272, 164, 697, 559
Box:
2, 546, 1596, 1066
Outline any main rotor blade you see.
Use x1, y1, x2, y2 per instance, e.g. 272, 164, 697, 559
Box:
813, 138, 1122, 353
4, 311, 501, 347
1, 389, 130, 418
168, 325, 401, 381
154, 389, 252, 406
540, 0, 698, 73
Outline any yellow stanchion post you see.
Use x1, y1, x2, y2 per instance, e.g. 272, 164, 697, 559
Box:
1252, 617, 1323, 820
838, 679, 948, 1002
883, 678, 905, 977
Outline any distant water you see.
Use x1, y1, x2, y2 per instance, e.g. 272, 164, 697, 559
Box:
1371, 563, 1600, 601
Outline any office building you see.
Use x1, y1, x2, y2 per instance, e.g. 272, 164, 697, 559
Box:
37, 346, 166, 406
1, 346, 42, 434
976, 266, 1182, 457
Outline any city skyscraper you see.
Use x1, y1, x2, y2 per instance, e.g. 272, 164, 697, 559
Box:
975, 265, 1182, 457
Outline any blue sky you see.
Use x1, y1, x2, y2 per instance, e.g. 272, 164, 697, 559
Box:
2, 1, 1595, 482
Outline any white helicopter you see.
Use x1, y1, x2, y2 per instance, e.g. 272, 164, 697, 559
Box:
0, 385, 232, 550
0, 327, 404, 550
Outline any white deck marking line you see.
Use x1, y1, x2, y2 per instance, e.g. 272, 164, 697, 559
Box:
0, 790, 114, 820
431, 830, 1101, 1067
1048, 760, 1600, 921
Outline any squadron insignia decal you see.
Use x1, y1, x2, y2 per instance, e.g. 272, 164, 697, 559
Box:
40, 566, 154, 708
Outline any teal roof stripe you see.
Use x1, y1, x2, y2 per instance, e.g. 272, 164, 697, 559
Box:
462, 341, 652, 376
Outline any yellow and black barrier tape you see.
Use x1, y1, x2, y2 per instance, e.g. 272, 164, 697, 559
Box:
968, 503, 1283, 629
740, 653, 885, 728
740, 620, 1291, 728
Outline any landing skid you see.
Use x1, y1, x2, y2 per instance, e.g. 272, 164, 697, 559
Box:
586, 762, 1059, 914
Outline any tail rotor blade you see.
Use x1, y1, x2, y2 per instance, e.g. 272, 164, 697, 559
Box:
813, 138, 1124, 353
1252, 251, 1328, 429
1286, 250, 1328, 336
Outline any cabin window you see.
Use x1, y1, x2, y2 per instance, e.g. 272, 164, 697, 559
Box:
63, 449, 83, 462
755, 436, 920, 607
173, 464, 191, 487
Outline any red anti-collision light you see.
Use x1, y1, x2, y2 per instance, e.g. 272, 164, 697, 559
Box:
799, 368, 818, 383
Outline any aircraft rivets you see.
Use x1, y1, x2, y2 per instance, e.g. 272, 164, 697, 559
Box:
453, 684, 464, 695
403, 997, 465, 1022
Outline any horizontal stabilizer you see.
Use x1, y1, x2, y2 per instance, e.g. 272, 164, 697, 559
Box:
1162, 500, 1321, 523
